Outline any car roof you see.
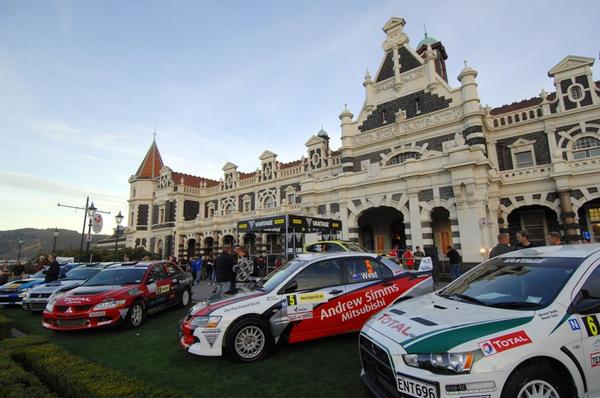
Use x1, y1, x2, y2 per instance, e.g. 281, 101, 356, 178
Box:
295, 251, 379, 262
500, 244, 600, 259
305, 240, 354, 245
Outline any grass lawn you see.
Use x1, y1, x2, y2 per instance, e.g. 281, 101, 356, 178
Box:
2, 307, 370, 398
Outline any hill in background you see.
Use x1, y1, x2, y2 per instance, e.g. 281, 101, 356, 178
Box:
0, 228, 109, 261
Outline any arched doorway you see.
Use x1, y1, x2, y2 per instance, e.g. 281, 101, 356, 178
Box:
223, 235, 235, 247
358, 206, 405, 253
243, 233, 256, 255
431, 207, 451, 258
186, 239, 196, 259
203, 237, 214, 257
578, 198, 600, 242
507, 205, 560, 246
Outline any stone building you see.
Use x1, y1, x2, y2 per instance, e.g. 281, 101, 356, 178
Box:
125, 17, 600, 267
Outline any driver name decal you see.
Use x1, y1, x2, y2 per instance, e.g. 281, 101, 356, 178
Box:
478, 330, 532, 356
320, 284, 400, 322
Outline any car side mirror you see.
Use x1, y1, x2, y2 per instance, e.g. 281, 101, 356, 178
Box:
280, 280, 298, 294
147, 278, 155, 285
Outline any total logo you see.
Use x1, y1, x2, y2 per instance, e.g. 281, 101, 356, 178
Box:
64, 296, 91, 302
478, 330, 532, 357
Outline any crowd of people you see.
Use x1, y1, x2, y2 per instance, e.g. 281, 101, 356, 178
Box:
0, 254, 62, 285
489, 230, 565, 260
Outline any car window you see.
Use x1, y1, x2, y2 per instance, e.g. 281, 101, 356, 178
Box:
342, 257, 393, 283
149, 264, 168, 281
326, 244, 344, 252
580, 264, 600, 298
291, 259, 342, 291
165, 262, 181, 276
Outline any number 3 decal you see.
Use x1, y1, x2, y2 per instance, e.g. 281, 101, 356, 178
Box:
584, 315, 600, 337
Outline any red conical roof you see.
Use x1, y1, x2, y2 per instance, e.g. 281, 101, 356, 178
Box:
135, 139, 164, 179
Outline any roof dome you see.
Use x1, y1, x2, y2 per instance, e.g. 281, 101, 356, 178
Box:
317, 128, 329, 139
417, 33, 439, 49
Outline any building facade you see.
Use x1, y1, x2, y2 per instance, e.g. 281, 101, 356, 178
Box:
125, 17, 600, 267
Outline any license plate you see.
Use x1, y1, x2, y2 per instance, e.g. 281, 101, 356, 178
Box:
396, 374, 438, 398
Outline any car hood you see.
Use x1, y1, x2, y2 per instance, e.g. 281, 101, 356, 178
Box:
364, 293, 535, 354
57, 285, 137, 305
31, 280, 84, 294
189, 287, 267, 316
0, 278, 44, 292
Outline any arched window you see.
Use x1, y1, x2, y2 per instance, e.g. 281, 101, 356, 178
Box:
573, 137, 600, 160
387, 152, 420, 166
265, 196, 276, 209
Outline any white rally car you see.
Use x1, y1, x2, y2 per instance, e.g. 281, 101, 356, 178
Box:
180, 252, 433, 362
360, 244, 600, 398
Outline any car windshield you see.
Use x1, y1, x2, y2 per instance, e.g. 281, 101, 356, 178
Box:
257, 260, 307, 292
438, 257, 583, 310
345, 243, 369, 252
63, 267, 101, 281
83, 268, 146, 286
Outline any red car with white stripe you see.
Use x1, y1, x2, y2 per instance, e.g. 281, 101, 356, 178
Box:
43, 261, 193, 330
180, 252, 432, 362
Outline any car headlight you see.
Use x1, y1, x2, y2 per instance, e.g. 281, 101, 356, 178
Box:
189, 315, 221, 329
92, 299, 127, 311
403, 352, 476, 374
18, 288, 32, 298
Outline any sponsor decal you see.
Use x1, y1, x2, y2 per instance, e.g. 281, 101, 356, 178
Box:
223, 300, 260, 313
592, 338, 600, 349
287, 304, 313, 321
537, 309, 559, 320
97, 320, 112, 326
202, 329, 221, 348
446, 384, 467, 392
147, 283, 157, 293
266, 296, 279, 301
352, 272, 378, 281
569, 318, 581, 331
322, 284, 401, 323
591, 352, 600, 368
119, 308, 129, 319
64, 296, 91, 303
287, 292, 326, 306
289, 312, 313, 321
89, 311, 106, 317
478, 330, 532, 356
502, 258, 546, 264
158, 285, 170, 294
376, 313, 415, 337
583, 315, 600, 337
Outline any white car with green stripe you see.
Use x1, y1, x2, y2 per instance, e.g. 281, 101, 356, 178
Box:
360, 244, 600, 398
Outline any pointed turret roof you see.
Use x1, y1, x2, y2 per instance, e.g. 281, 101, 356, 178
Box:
135, 138, 164, 179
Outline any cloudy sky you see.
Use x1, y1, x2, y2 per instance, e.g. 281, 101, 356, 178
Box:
1, 0, 599, 233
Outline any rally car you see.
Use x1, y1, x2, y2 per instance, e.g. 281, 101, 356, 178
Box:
180, 252, 432, 362
43, 261, 193, 330
303, 240, 369, 254
23, 262, 117, 312
360, 244, 600, 398
0, 263, 80, 306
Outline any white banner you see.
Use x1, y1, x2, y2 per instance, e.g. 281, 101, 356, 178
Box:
92, 213, 103, 234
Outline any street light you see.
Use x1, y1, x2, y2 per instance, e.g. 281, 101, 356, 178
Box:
17, 239, 24, 262
52, 228, 59, 252
114, 211, 124, 261
85, 202, 97, 260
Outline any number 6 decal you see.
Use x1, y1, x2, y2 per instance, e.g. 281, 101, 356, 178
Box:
584, 315, 600, 337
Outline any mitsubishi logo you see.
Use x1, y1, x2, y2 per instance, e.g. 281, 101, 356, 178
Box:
66, 307, 74, 314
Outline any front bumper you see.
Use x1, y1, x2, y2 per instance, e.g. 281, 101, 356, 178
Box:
42, 306, 128, 331
22, 295, 53, 311
179, 321, 223, 357
0, 293, 22, 305
359, 328, 503, 398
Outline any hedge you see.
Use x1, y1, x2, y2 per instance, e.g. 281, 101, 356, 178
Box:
1, 335, 186, 398
0, 314, 12, 339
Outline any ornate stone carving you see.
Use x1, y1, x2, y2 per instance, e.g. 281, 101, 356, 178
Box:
374, 68, 425, 93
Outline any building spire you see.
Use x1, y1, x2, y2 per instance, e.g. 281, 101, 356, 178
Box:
135, 135, 164, 179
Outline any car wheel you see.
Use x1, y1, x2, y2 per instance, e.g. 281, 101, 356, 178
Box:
501, 362, 571, 398
225, 317, 273, 363
178, 288, 191, 308
124, 301, 145, 329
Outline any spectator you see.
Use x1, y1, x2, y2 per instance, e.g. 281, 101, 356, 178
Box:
214, 246, 235, 296
516, 230, 537, 249
12, 261, 25, 279
402, 248, 414, 269
0, 264, 10, 285
205, 255, 215, 283
33, 256, 47, 273
192, 255, 203, 285
547, 231, 562, 246
256, 255, 266, 276
387, 244, 401, 258
43, 254, 60, 283
489, 233, 513, 258
414, 246, 425, 257
447, 246, 462, 281
235, 247, 253, 283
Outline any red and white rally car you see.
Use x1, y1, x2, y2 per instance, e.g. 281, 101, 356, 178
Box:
180, 252, 432, 362
43, 261, 193, 330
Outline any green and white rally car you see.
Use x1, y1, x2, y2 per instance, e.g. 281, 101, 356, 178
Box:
360, 244, 600, 398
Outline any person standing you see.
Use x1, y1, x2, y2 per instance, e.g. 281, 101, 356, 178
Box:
547, 231, 562, 246
489, 233, 513, 258
12, 261, 25, 280
516, 230, 537, 249
402, 248, 414, 269
414, 246, 425, 257
43, 254, 60, 283
235, 247, 253, 284
214, 246, 235, 296
192, 255, 203, 285
447, 246, 462, 281
0, 264, 10, 285
33, 256, 47, 273
205, 255, 214, 283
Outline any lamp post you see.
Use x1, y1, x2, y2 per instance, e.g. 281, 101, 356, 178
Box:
52, 228, 59, 252
114, 211, 124, 261
17, 239, 24, 262
85, 202, 97, 261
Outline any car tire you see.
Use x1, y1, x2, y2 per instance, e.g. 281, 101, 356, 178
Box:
225, 316, 273, 363
501, 362, 572, 398
178, 288, 192, 308
124, 300, 146, 329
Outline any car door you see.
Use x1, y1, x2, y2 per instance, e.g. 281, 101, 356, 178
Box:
146, 264, 171, 309
571, 262, 600, 397
280, 258, 347, 342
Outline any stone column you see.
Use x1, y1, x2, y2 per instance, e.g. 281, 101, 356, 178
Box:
408, 193, 423, 250
559, 190, 580, 243
339, 202, 349, 241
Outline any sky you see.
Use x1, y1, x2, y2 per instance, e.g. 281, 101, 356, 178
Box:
0, 0, 599, 234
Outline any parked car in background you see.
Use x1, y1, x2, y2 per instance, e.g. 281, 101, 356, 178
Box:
360, 245, 600, 398
43, 261, 193, 330
303, 240, 369, 253
180, 252, 432, 362
0, 263, 80, 306
23, 262, 117, 312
